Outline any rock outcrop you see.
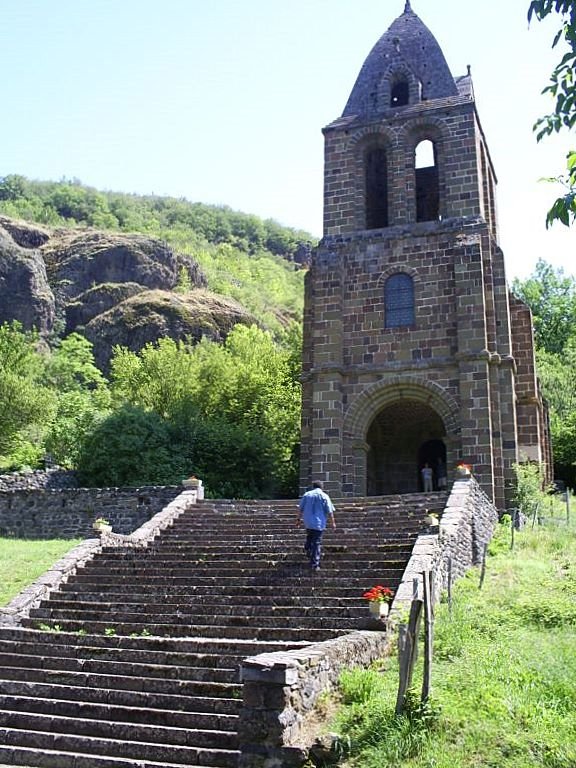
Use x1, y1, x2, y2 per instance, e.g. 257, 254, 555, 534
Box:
0, 225, 55, 334
0, 216, 249, 367
83, 289, 256, 370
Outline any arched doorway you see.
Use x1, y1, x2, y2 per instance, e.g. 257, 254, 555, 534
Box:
366, 399, 446, 495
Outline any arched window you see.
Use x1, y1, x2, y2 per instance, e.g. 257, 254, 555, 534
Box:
365, 147, 388, 229
391, 79, 409, 107
384, 273, 415, 328
415, 139, 440, 222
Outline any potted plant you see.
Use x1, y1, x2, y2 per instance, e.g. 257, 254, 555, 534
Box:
362, 585, 394, 618
182, 475, 201, 489
93, 517, 112, 534
424, 511, 439, 527
456, 462, 472, 478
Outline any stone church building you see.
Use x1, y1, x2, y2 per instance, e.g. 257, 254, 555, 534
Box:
300, 1, 552, 510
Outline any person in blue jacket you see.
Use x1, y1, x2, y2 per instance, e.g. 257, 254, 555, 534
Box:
297, 480, 336, 571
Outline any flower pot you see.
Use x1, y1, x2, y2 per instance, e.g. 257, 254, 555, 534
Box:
456, 466, 471, 478
369, 601, 389, 619
182, 478, 201, 489
93, 523, 112, 535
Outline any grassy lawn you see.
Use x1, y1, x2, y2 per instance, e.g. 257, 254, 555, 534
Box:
0, 538, 82, 607
330, 515, 576, 768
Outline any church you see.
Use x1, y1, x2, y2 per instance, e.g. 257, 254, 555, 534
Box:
299, 1, 552, 510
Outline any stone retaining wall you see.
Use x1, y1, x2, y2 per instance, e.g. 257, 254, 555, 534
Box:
238, 477, 498, 767
0, 490, 197, 628
0, 486, 180, 539
395, 476, 498, 605
0, 469, 78, 492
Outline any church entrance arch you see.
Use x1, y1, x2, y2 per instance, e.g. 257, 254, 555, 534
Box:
366, 399, 446, 495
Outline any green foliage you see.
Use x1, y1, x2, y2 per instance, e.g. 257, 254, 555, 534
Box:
0, 322, 56, 463
511, 461, 549, 513
0, 176, 308, 491
528, 1, 576, 226
76, 405, 186, 487
331, 520, 576, 767
512, 261, 576, 485
0, 538, 82, 606
0, 175, 312, 334
109, 325, 301, 496
512, 259, 576, 354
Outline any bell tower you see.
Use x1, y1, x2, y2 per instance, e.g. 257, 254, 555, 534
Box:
300, 3, 551, 508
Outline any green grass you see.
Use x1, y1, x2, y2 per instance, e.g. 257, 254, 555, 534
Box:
0, 538, 82, 606
330, 517, 576, 768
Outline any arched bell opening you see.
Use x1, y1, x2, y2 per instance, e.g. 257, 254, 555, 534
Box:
366, 399, 446, 496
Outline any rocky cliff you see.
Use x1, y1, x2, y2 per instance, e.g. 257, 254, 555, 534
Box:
0, 216, 256, 368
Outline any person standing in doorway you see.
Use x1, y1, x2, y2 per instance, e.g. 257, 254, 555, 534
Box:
437, 457, 447, 490
297, 481, 336, 571
421, 463, 433, 492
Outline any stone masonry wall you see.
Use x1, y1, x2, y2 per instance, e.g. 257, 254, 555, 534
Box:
0, 486, 180, 539
323, 100, 483, 235
238, 478, 498, 768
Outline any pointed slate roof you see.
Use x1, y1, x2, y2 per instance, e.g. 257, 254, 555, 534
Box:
342, 4, 458, 117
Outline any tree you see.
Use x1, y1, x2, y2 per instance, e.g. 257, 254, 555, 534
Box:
76, 405, 186, 488
529, 0, 576, 226
512, 258, 576, 353
0, 322, 56, 464
514, 260, 576, 485
43, 334, 112, 467
109, 325, 302, 496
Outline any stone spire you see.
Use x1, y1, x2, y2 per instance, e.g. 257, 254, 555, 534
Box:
404, 0, 412, 13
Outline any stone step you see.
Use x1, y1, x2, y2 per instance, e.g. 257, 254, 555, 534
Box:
0, 639, 249, 674
0, 664, 241, 699
0, 628, 305, 657
57, 583, 397, 599
0, 710, 238, 750
0, 743, 229, 768
103, 544, 416, 559
21, 618, 351, 642
0, 679, 242, 715
0, 727, 238, 767
0, 653, 238, 684
39, 598, 370, 618
28, 607, 369, 630
76, 560, 408, 576
0, 694, 238, 732
67, 568, 405, 585
155, 524, 425, 538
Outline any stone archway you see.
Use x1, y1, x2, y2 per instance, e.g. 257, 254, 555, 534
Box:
366, 400, 446, 495
343, 377, 460, 496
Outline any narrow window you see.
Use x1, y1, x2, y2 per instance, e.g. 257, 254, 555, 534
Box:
415, 139, 440, 221
391, 79, 409, 107
365, 147, 388, 229
385, 273, 415, 328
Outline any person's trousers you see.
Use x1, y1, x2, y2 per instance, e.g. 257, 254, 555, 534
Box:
305, 528, 323, 568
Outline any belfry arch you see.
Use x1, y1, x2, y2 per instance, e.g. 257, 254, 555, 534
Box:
343, 379, 459, 497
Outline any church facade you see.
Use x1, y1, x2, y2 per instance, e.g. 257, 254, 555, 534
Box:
300, 2, 552, 509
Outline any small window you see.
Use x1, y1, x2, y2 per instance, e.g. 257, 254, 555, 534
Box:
391, 80, 409, 107
385, 273, 415, 328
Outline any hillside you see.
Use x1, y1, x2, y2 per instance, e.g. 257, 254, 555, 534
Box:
0, 175, 313, 365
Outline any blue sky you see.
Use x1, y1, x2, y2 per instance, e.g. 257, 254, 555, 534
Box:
1, 0, 573, 279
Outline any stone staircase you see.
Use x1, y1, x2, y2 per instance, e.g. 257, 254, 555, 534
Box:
0, 492, 446, 768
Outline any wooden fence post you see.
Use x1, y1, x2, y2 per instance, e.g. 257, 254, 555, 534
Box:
479, 542, 488, 590
447, 557, 453, 615
421, 570, 434, 704
395, 597, 423, 715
